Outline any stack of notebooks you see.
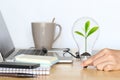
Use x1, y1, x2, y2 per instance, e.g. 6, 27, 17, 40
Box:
0, 62, 50, 77
0, 55, 59, 77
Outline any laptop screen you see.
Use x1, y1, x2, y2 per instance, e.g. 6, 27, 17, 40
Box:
0, 11, 15, 59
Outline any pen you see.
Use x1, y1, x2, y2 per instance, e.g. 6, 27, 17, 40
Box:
0, 73, 37, 78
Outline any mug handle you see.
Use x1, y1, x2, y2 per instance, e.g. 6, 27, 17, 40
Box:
54, 24, 62, 42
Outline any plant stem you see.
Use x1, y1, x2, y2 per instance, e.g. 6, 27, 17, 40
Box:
85, 37, 87, 52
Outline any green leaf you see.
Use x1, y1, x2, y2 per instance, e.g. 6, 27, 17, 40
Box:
85, 21, 90, 33
87, 26, 99, 37
75, 31, 84, 37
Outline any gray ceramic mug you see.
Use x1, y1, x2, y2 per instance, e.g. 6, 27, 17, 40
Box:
32, 22, 62, 50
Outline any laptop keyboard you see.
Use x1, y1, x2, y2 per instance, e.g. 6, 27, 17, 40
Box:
16, 49, 47, 56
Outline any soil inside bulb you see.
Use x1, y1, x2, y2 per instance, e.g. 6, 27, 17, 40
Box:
81, 52, 91, 56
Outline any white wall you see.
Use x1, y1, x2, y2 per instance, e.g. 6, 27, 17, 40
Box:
0, 0, 120, 50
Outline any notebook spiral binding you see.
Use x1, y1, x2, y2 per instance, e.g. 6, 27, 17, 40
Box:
0, 66, 50, 75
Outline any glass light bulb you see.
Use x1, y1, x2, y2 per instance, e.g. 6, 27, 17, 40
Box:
72, 17, 100, 58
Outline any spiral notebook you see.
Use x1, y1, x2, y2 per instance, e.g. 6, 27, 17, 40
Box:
0, 67, 50, 75
0, 62, 50, 75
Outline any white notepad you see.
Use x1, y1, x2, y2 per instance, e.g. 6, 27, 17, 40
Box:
15, 54, 59, 67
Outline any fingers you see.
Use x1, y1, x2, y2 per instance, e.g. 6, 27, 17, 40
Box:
104, 64, 120, 71
82, 48, 109, 66
92, 48, 109, 60
82, 57, 93, 66
103, 65, 114, 71
96, 61, 113, 71
82, 48, 120, 71
93, 54, 109, 66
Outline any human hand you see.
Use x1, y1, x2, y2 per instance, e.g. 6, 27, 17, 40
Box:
82, 48, 120, 71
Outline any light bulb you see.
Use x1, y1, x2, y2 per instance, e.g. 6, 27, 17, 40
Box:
72, 17, 100, 60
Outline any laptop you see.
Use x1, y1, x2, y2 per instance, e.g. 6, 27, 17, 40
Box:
0, 11, 73, 63
0, 11, 16, 61
0, 11, 49, 62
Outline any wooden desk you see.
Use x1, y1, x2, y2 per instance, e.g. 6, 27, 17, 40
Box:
0, 60, 120, 80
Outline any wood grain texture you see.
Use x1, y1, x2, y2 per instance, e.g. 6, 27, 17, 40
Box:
0, 59, 120, 80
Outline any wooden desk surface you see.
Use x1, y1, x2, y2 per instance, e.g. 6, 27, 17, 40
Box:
0, 60, 120, 80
